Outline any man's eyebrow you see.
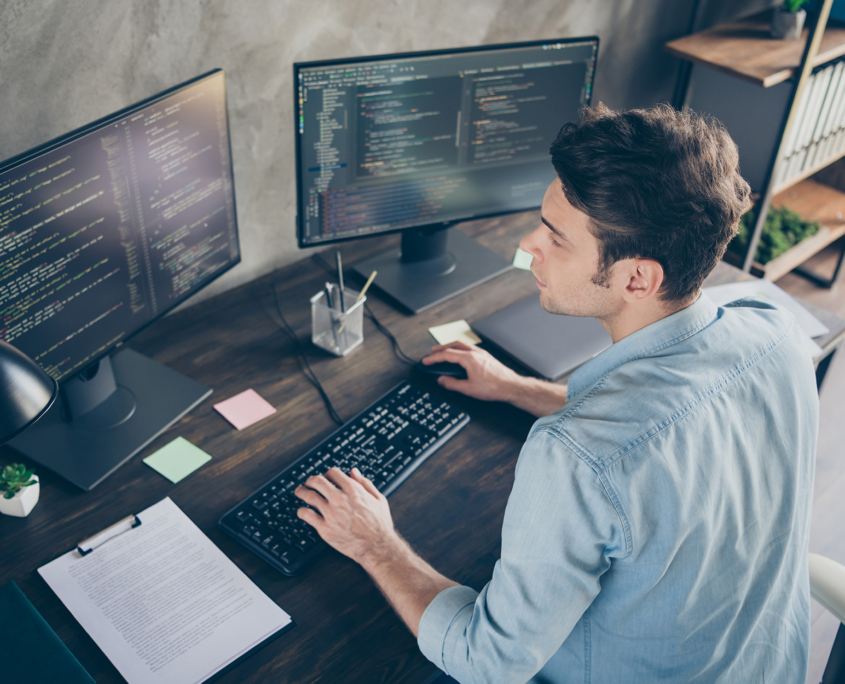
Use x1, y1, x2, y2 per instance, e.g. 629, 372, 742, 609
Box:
541, 216, 567, 240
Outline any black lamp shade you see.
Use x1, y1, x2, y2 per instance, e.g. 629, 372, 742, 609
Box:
0, 340, 58, 447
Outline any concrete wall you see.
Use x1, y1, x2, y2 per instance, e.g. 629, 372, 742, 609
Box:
0, 0, 774, 305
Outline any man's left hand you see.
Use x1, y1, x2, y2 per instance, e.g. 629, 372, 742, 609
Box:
294, 467, 399, 564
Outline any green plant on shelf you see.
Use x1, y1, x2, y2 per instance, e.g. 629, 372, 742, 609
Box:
0, 463, 37, 500
783, 0, 805, 12
729, 205, 820, 265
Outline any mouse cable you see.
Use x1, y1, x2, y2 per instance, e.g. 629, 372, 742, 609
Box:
270, 282, 345, 426
311, 252, 417, 366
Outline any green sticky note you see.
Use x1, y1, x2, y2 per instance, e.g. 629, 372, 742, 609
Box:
513, 247, 533, 270
143, 437, 211, 483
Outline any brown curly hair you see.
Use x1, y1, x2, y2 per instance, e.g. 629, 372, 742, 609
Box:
550, 103, 752, 304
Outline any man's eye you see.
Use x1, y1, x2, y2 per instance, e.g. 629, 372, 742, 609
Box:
548, 233, 562, 248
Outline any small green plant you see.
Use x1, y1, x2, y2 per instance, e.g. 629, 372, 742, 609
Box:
0, 464, 37, 499
730, 204, 820, 265
783, 0, 806, 12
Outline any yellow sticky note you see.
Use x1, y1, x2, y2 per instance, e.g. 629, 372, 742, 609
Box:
513, 247, 533, 270
428, 320, 481, 346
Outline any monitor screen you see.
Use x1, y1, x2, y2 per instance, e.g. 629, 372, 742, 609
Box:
0, 70, 240, 383
295, 38, 598, 247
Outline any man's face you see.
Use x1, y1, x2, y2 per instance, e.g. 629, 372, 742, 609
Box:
519, 181, 620, 319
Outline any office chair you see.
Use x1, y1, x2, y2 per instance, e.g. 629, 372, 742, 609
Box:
810, 553, 845, 683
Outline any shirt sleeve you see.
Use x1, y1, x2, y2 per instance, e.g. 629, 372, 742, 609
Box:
417, 428, 627, 684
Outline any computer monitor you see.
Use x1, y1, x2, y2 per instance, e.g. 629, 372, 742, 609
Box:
0, 69, 240, 490
294, 37, 598, 313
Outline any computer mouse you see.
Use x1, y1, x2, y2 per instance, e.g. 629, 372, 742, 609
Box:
414, 360, 468, 380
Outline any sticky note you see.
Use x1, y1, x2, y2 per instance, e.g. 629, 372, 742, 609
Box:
513, 247, 533, 270
428, 320, 481, 346
214, 389, 276, 430
143, 437, 211, 483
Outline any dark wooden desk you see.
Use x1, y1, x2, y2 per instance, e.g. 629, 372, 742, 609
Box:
1, 211, 843, 684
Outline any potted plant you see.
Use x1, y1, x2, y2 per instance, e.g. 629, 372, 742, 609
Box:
0, 463, 39, 517
772, 0, 807, 39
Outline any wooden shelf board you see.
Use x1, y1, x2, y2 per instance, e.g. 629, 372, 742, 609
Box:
665, 11, 845, 87
773, 149, 845, 194
761, 179, 845, 280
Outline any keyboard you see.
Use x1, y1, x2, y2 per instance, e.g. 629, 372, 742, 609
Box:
219, 380, 469, 576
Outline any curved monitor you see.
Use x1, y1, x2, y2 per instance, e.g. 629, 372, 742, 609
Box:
294, 38, 598, 312
0, 69, 240, 382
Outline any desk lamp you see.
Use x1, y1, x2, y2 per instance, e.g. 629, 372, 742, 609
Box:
0, 340, 58, 447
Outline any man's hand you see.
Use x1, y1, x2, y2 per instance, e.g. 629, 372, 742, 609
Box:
422, 341, 569, 417
294, 467, 401, 565
295, 466, 458, 637
422, 340, 522, 402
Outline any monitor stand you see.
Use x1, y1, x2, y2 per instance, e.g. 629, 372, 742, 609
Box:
352, 224, 511, 314
9, 348, 211, 491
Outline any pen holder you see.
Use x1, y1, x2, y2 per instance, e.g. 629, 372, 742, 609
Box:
311, 286, 366, 357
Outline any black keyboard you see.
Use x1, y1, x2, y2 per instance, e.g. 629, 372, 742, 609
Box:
219, 380, 469, 576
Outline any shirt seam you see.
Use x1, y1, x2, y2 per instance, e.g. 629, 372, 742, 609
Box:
438, 599, 476, 679
598, 323, 790, 472
532, 425, 634, 559
583, 605, 592, 684
568, 302, 716, 399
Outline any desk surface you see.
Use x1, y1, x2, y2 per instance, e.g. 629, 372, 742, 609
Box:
2, 211, 843, 684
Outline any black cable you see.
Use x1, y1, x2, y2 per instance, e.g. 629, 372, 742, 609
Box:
270, 282, 344, 426
312, 252, 418, 365
364, 301, 416, 365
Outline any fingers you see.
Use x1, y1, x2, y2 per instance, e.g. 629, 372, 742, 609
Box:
294, 485, 326, 509
438, 375, 469, 392
324, 466, 356, 494
351, 467, 383, 499
296, 506, 324, 530
428, 340, 475, 355
300, 473, 338, 502
423, 347, 471, 367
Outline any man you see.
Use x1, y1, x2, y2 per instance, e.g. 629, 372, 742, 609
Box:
294, 104, 818, 683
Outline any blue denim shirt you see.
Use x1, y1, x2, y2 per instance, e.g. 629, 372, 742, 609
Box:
418, 293, 818, 684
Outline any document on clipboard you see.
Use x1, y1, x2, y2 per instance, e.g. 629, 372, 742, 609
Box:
38, 498, 293, 684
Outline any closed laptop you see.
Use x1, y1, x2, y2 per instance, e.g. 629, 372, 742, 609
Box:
473, 294, 612, 381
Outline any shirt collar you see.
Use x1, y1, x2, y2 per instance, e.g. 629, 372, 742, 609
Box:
566, 292, 719, 401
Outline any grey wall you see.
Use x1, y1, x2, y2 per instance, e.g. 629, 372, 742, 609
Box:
0, 0, 775, 306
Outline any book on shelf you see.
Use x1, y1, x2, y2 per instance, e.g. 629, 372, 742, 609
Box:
777, 57, 845, 188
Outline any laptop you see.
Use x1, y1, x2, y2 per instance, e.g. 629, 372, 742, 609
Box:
473, 294, 612, 381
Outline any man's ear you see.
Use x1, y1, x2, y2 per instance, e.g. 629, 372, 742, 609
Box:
621, 259, 664, 303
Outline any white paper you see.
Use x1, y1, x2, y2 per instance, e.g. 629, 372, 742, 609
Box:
704, 280, 829, 338
39, 498, 291, 684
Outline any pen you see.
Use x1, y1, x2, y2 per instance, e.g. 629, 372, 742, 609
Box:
355, 270, 377, 304
337, 270, 377, 334
324, 281, 336, 310
336, 252, 345, 312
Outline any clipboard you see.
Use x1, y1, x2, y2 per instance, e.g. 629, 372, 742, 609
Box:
39, 497, 294, 684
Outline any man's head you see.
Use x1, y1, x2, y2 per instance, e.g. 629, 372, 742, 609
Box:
520, 103, 752, 323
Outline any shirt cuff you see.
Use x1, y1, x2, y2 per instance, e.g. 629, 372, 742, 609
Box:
417, 585, 479, 671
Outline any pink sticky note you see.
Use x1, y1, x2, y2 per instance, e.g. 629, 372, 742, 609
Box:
213, 389, 276, 430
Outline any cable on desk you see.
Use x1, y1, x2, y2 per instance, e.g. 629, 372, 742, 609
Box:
270, 282, 345, 426
312, 252, 417, 366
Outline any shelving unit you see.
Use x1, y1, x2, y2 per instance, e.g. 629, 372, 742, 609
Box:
666, 2, 845, 287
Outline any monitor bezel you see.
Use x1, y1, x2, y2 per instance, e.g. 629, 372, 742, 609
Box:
293, 36, 599, 249
0, 68, 242, 384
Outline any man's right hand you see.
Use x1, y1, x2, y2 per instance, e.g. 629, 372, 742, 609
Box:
422, 341, 569, 417
421, 341, 522, 403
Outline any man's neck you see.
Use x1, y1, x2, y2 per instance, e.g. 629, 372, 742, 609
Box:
599, 292, 698, 344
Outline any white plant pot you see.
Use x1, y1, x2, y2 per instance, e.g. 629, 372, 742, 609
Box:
771, 8, 806, 40
0, 476, 39, 517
